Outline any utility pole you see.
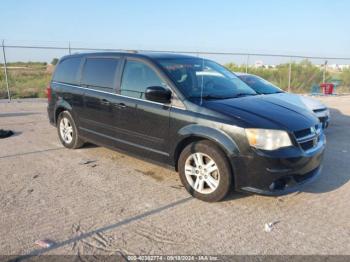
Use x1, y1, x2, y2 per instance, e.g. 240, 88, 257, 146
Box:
245, 54, 249, 73
1, 40, 11, 101
68, 41, 71, 55
288, 58, 292, 93
323, 60, 328, 83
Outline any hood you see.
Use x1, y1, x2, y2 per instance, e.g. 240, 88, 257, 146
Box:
268, 93, 326, 112
201, 95, 319, 131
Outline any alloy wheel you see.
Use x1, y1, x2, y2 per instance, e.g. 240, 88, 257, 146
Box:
59, 117, 73, 144
184, 152, 220, 194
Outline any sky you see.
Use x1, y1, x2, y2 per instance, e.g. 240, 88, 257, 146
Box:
1, 0, 349, 63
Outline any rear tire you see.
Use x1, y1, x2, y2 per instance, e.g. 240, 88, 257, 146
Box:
178, 140, 232, 202
57, 111, 84, 149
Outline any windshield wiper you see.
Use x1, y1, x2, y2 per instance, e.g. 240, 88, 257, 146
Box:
189, 95, 232, 100
262, 91, 284, 94
189, 93, 257, 100
232, 93, 258, 98
203, 95, 231, 100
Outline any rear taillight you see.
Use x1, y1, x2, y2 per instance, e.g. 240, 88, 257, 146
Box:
46, 84, 52, 102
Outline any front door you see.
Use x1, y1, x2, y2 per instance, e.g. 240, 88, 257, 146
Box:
116, 58, 171, 158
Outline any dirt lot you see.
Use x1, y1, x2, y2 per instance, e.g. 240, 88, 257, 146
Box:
0, 96, 350, 257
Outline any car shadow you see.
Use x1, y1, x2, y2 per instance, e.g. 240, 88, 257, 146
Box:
224, 190, 252, 201
0, 111, 41, 117
302, 108, 350, 194
0, 147, 64, 159
81, 142, 99, 149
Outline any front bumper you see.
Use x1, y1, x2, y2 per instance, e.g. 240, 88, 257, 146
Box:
232, 134, 326, 196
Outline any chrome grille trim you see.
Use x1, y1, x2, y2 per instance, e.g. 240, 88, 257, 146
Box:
296, 133, 317, 143
294, 125, 322, 151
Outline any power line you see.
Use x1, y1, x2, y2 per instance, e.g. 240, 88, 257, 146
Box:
2, 44, 350, 61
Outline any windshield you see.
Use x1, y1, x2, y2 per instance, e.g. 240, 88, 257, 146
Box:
156, 58, 257, 101
237, 74, 283, 94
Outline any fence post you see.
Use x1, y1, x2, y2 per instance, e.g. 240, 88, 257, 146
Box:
245, 54, 249, 73
1, 40, 11, 101
288, 58, 292, 93
68, 41, 71, 55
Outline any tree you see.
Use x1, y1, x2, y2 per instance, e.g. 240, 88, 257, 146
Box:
51, 58, 59, 65
340, 68, 350, 86
224, 59, 328, 93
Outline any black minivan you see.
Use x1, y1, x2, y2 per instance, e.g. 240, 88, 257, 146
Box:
47, 52, 325, 202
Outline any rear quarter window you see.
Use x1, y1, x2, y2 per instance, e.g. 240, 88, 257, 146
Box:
53, 57, 81, 85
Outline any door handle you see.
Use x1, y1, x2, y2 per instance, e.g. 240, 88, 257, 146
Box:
101, 99, 110, 105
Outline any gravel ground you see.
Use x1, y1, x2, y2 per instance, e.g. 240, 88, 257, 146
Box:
0, 96, 349, 257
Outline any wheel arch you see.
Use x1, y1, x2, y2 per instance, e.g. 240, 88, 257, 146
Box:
172, 125, 240, 172
54, 101, 73, 125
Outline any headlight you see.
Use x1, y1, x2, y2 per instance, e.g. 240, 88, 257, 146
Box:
245, 129, 292, 150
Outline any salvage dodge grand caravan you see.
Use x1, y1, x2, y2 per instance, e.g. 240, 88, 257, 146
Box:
47, 52, 325, 202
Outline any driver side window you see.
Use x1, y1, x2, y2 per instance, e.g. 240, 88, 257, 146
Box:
120, 60, 166, 99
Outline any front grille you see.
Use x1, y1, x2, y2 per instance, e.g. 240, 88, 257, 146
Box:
294, 125, 321, 151
294, 128, 312, 139
300, 140, 315, 151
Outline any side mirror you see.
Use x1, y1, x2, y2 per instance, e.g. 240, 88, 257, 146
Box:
145, 86, 172, 104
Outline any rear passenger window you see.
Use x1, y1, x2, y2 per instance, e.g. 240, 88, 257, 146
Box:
81, 58, 119, 89
120, 60, 166, 99
53, 57, 81, 85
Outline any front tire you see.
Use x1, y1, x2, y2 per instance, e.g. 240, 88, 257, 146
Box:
57, 111, 84, 149
178, 140, 232, 202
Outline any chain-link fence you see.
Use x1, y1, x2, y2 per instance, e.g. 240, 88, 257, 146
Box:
1, 40, 350, 100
